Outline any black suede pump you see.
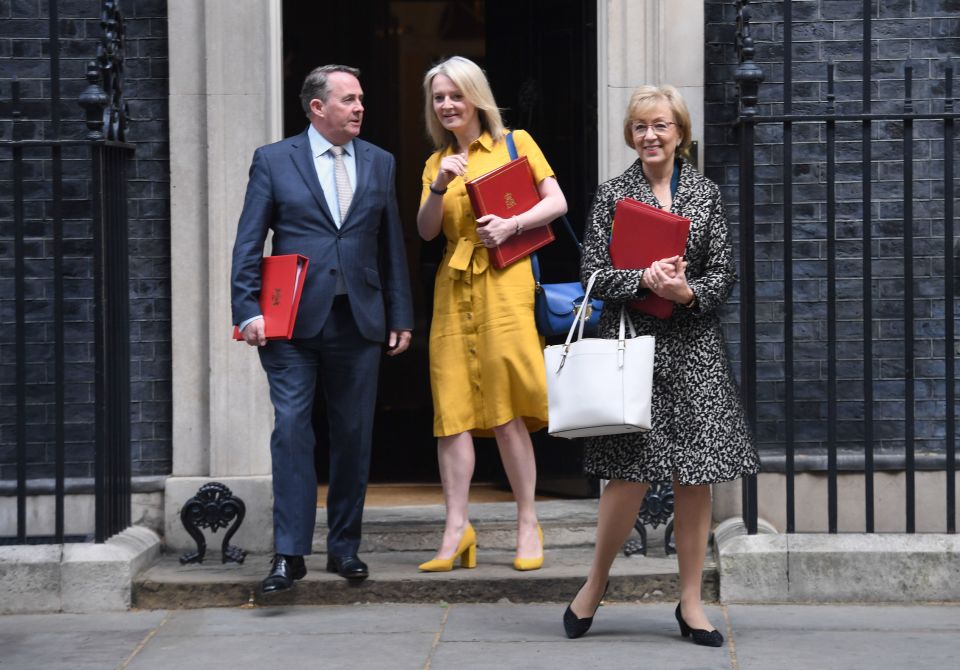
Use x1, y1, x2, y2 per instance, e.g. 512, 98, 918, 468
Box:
563, 581, 609, 639
675, 603, 724, 647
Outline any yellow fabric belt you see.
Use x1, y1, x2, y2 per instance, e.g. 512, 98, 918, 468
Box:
445, 237, 490, 306
446, 237, 489, 284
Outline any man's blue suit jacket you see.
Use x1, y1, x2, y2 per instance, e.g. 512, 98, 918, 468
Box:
231, 129, 414, 341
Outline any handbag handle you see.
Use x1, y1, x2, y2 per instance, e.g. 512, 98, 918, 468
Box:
557, 270, 637, 370
562, 271, 636, 343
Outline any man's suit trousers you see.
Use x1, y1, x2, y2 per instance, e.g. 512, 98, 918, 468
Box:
258, 296, 380, 557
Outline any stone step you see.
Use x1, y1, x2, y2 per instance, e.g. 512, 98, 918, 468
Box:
136, 499, 701, 610
315, 500, 612, 553
133, 547, 717, 609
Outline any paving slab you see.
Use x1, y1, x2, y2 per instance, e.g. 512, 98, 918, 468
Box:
429, 638, 731, 670
0, 611, 168, 670
728, 604, 960, 670
727, 603, 960, 632
125, 629, 438, 670
157, 603, 446, 637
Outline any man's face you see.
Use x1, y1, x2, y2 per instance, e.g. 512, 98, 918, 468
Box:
310, 71, 364, 145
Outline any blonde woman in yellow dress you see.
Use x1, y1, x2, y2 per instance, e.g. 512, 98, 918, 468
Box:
416, 56, 568, 572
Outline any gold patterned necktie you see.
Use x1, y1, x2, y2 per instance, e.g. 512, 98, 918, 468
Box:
329, 145, 353, 223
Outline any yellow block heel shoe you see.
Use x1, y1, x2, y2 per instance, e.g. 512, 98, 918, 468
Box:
513, 524, 544, 571
418, 522, 477, 572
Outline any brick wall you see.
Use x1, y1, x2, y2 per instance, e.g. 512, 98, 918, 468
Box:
705, 0, 958, 466
0, 0, 171, 481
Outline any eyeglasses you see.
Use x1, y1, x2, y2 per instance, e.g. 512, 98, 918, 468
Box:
632, 121, 677, 135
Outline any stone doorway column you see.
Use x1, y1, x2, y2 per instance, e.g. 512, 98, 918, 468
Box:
598, 0, 705, 179
165, 0, 284, 553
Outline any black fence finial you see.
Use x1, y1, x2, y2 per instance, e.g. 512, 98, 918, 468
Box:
79, 61, 108, 140
77, 0, 128, 141
735, 0, 765, 119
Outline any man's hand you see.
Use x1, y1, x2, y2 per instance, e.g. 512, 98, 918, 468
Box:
242, 318, 267, 347
386, 330, 412, 356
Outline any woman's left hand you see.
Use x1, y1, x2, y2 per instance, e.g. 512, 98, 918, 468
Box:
646, 255, 694, 303
475, 214, 515, 248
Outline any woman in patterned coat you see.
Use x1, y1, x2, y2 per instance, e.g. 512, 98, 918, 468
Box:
562, 85, 759, 646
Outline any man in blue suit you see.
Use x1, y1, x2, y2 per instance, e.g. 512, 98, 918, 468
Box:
231, 64, 414, 593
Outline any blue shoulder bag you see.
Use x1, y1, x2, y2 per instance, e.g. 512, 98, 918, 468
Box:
504, 132, 602, 337
530, 223, 603, 337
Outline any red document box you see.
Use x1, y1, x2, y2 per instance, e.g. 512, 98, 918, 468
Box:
609, 198, 690, 319
233, 254, 310, 340
465, 156, 555, 269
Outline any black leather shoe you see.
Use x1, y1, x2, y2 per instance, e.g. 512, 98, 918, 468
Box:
260, 553, 307, 595
326, 554, 369, 581
675, 603, 724, 647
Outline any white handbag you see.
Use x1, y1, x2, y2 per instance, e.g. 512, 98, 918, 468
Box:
544, 270, 655, 438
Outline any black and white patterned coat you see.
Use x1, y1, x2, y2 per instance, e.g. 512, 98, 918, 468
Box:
579, 158, 760, 485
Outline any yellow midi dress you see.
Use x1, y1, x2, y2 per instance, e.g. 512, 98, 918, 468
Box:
421, 129, 551, 438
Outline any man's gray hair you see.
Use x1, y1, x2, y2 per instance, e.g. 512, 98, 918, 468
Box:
300, 64, 361, 117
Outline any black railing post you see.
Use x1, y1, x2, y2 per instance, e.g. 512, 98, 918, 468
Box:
90, 142, 132, 542
826, 62, 838, 534
862, 1, 875, 533
12, 78, 27, 545
735, 0, 764, 534
77, 0, 133, 543
92, 145, 107, 542
945, 62, 956, 534
782, 0, 796, 534
904, 65, 916, 534
48, 0, 67, 544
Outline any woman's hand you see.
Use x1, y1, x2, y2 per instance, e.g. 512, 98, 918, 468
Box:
435, 152, 468, 189
475, 214, 515, 248
643, 255, 694, 303
418, 151, 468, 241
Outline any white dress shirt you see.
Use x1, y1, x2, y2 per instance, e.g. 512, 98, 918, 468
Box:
308, 124, 356, 228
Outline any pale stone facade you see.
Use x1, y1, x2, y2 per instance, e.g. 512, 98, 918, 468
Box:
162, 0, 704, 550
166, 0, 284, 551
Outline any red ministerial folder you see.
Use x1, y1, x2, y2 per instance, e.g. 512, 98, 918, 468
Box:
465, 155, 555, 269
609, 198, 691, 319
232, 254, 310, 340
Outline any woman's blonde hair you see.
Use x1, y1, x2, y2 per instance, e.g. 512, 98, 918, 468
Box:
623, 85, 693, 160
422, 56, 505, 151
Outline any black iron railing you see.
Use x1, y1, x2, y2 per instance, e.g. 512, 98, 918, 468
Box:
734, 0, 957, 534
2, 0, 133, 544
